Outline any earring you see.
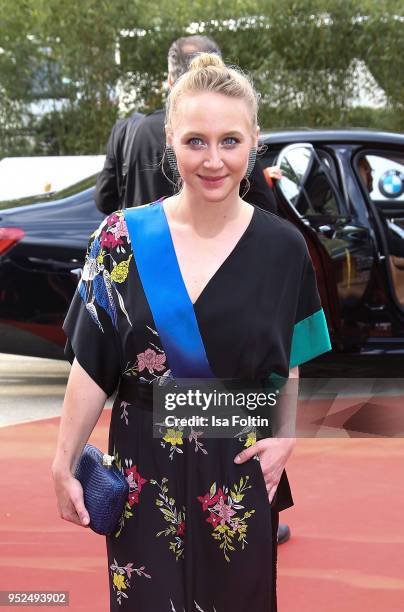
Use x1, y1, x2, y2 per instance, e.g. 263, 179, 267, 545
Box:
245, 147, 257, 179
166, 145, 181, 182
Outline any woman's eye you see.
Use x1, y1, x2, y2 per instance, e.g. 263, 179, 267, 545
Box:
222, 137, 239, 146
187, 137, 204, 146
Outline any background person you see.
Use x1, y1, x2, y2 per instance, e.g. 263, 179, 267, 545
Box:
95, 35, 280, 217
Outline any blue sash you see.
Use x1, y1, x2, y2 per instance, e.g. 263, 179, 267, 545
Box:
123, 201, 214, 379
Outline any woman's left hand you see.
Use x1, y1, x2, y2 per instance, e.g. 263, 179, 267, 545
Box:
234, 437, 296, 503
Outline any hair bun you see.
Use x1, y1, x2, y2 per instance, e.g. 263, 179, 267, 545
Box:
189, 52, 224, 71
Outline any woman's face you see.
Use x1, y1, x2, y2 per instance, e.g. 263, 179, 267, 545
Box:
166, 91, 259, 203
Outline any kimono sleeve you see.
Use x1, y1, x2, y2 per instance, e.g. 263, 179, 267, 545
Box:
63, 217, 122, 396
289, 251, 332, 369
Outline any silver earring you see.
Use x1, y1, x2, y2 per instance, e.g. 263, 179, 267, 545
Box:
245, 147, 257, 179
166, 145, 181, 181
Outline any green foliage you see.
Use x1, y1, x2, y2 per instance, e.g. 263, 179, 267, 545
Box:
0, 0, 402, 157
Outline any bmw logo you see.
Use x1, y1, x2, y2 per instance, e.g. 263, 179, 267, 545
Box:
379, 170, 404, 198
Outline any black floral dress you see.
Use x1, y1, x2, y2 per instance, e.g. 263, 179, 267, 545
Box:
63, 202, 331, 612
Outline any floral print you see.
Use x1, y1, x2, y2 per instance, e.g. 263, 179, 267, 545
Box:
78, 211, 133, 330
110, 558, 151, 606
65, 203, 286, 609
170, 602, 217, 612
197, 477, 256, 562
110, 255, 133, 283
235, 425, 260, 461
159, 424, 208, 460
122, 328, 173, 388
188, 428, 208, 454
137, 348, 166, 373
120, 401, 130, 426
150, 477, 186, 561
113, 449, 148, 538
160, 427, 184, 459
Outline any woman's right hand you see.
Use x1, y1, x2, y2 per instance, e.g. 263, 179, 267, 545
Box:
51, 359, 107, 529
52, 469, 90, 528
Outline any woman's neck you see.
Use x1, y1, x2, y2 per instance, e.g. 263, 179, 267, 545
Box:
164, 186, 251, 237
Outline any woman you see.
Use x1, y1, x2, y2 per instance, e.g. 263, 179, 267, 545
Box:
52, 53, 331, 611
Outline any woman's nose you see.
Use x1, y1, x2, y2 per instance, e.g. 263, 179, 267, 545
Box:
203, 147, 224, 169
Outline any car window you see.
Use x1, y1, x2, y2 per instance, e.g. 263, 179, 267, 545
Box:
357, 153, 404, 203
277, 144, 342, 219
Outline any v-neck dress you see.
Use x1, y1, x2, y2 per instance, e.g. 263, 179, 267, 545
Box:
63, 200, 331, 612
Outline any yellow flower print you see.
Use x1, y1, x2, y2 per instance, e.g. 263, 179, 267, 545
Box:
97, 250, 104, 264
244, 431, 256, 448
113, 572, 126, 590
110, 559, 151, 606
163, 429, 183, 446
110, 254, 133, 283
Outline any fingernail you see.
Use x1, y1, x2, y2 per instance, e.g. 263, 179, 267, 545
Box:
234, 455, 240, 464
83, 516, 89, 525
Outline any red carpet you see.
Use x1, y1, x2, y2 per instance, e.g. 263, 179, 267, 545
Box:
0, 410, 403, 611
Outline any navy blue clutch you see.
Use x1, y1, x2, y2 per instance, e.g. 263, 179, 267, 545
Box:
74, 444, 129, 536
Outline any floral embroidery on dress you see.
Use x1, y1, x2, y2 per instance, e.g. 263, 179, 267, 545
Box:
110, 558, 151, 606
235, 425, 259, 461
170, 601, 217, 612
120, 327, 174, 425
120, 401, 130, 426
197, 477, 255, 562
158, 425, 208, 460
78, 211, 133, 330
162, 428, 184, 459
150, 477, 185, 561
113, 449, 148, 538
122, 327, 173, 386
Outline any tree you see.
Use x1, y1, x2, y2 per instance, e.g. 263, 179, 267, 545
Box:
0, 0, 402, 157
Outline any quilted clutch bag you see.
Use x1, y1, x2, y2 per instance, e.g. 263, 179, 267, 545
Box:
74, 444, 129, 536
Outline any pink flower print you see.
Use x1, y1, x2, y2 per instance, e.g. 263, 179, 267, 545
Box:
197, 477, 255, 561
100, 229, 124, 249
110, 216, 129, 241
215, 497, 236, 526
107, 213, 119, 226
176, 521, 185, 537
136, 349, 166, 373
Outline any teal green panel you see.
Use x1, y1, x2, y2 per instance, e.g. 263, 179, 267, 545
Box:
289, 308, 331, 369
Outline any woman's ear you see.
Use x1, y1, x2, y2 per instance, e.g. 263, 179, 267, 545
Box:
165, 125, 173, 146
255, 125, 260, 148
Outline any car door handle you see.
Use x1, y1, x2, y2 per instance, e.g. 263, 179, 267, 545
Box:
364, 302, 385, 311
318, 224, 334, 237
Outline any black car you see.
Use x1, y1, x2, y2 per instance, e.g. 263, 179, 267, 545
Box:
1, 129, 403, 376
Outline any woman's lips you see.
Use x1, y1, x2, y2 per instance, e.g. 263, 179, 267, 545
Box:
197, 175, 227, 185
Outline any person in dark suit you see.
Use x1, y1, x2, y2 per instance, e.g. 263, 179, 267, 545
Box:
95, 35, 279, 217
95, 36, 289, 545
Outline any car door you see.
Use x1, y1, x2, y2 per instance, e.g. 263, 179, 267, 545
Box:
272, 142, 377, 349
354, 150, 404, 314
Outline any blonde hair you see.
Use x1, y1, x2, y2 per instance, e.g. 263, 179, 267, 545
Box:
165, 52, 260, 131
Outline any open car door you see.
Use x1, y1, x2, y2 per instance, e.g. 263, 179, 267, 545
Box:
355, 151, 404, 312
271, 142, 377, 349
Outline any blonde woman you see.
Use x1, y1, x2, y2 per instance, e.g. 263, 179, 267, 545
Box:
52, 53, 331, 611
